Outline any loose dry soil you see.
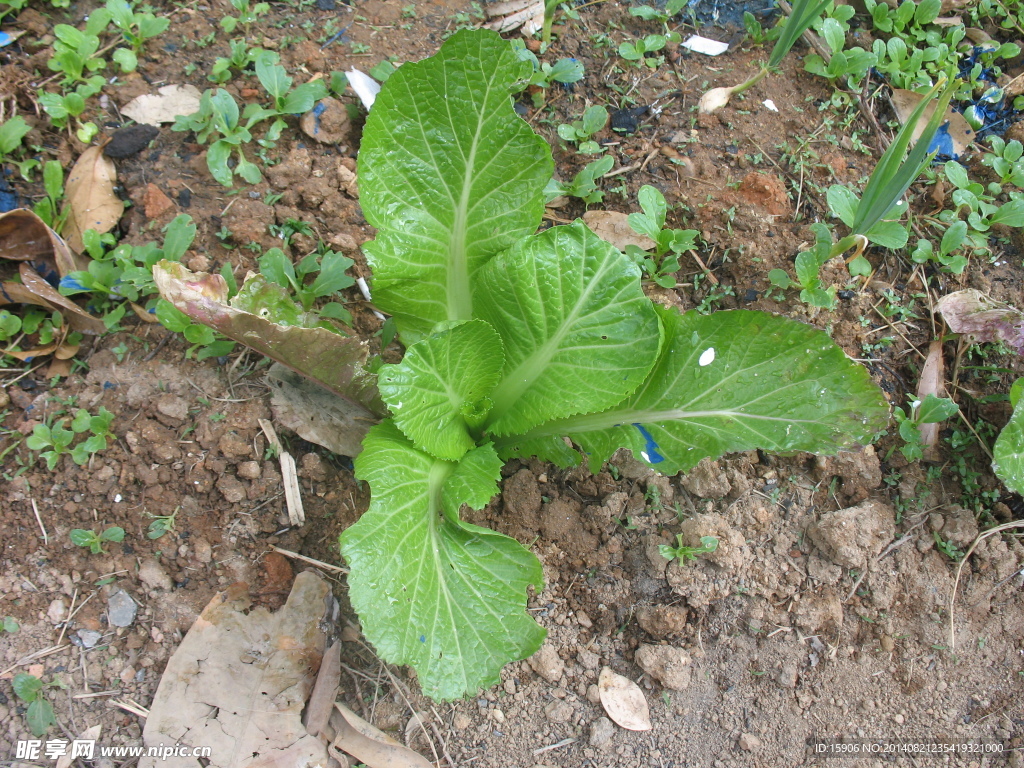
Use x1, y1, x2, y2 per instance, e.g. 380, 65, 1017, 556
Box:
2, 0, 1024, 766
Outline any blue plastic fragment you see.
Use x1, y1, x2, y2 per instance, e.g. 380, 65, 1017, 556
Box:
103, 381, 117, 390
419, 634, 426, 643
928, 123, 957, 161
312, 101, 327, 135
0, 32, 13, 48
632, 423, 665, 464
60, 275, 88, 292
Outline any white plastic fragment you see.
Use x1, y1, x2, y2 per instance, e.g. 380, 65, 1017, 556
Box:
356, 276, 387, 321
682, 35, 730, 56
347, 68, 381, 110
259, 418, 305, 527
699, 348, 715, 367
763, 99, 779, 112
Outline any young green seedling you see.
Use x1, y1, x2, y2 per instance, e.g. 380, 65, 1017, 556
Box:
146, 508, 179, 539
107, 0, 169, 71
259, 245, 355, 323
619, 34, 677, 68
544, 155, 614, 205
70, 526, 126, 554
12, 673, 61, 737
626, 185, 700, 288
891, 393, 959, 461
556, 105, 607, 154
660, 534, 719, 564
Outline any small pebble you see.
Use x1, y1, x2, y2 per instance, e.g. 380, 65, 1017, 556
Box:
107, 590, 138, 627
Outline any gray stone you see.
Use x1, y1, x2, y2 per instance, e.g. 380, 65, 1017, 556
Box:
107, 589, 138, 627
47, 598, 67, 624
589, 716, 615, 747
739, 733, 762, 751
138, 558, 173, 591
635, 644, 692, 691
543, 700, 573, 723
528, 644, 564, 684
76, 629, 102, 648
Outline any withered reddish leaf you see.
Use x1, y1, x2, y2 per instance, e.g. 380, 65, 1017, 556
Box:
935, 289, 1024, 354
153, 261, 386, 419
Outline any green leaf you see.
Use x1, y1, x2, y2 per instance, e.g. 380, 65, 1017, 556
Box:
826, 185, 858, 228
162, 215, 196, 261
864, 220, 909, 249
26, 698, 56, 737
476, 222, 661, 436
112, 47, 137, 72
637, 184, 667, 231
767, 268, 794, 289
939, 220, 967, 255
258, 248, 296, 289
101, 525, 125, 542
501, 306, 889, 475
915, 394, 958, 423
69, 529, 98, 548
990, 199, 1024, 227
282, 80, 328, 115
12, 672, 42, 702
357, 30, 553, 340
548, 57, 584, 84
340, 422, 545, 700
255, 51, 291, 102
0, 115, 31, 155
206, 140, 234, 187
308, 251, 355, 298
379, 320, 504, 460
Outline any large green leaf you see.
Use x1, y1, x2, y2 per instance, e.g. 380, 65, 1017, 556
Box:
499, 306, 889, 474
340, 422, 545, 700
379, 320, 504, 461
477, 221, 662, 436
358, 30, 553, 340
994, 378, 1024, 494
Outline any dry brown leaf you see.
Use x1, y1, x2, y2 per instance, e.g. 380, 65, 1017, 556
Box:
598, 667, 652, 731
303, 640, 341, 739
56, 725, 101, 768
61, 146, 124, 254
890, 89, 975, 156
121, 84, 203, 126
267, 365, 376, 457
0, 263, 106, 335
917, 340, 946, 461
0, 208, 85, 276
140, 572, 334, 768
583, 210, 656, 252
330, 703, 433, 768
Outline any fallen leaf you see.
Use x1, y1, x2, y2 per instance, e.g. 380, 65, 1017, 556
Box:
0, 263, 106, 335
935, 289, 1024, 353
598, 667, 652, 731
268, 363, 377, 457
486, 0, 544, 34
917, 340, 946, 461
890, 89, 975, 158
583, 210, 656, 252
330, 703, 433, 768
121, 84, 203, 126
140, 572, 334, 768
303, 640, 341, 740
0, 208, 86, 278
61, 146, 124, 254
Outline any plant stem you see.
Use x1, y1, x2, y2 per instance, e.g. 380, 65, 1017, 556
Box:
731, 65, 770, 97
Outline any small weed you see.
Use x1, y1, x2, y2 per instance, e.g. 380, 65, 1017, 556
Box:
627, 185, 700, 288
145, 507, 179, 539
70, 526, 125, 554
26, 407, 115, 470
13, 673, 63, 736
545, 155, 614, 205
660, 534, 719, 564
2, 616, 19, 632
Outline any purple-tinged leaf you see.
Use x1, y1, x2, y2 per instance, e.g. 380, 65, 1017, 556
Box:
934, 289, 1024, 354
153, 261, 386, 419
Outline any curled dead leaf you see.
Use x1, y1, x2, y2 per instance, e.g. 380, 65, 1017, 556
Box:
917, 340, 946, 461
598, 667, 652, 731
935, 289, 1024, 353
121, 84, 203, 126
0, 263, 106, 335
0, 208, 85, 277
61, 146, 124, 254
330, 703, 433, 768
486, 0, 544, 34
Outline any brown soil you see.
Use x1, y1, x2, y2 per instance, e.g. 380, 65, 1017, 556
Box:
2, 1, 1023, 766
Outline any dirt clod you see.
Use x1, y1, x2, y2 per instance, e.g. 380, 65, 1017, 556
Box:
634, 644, 692, 691
808, 499, 895, 569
